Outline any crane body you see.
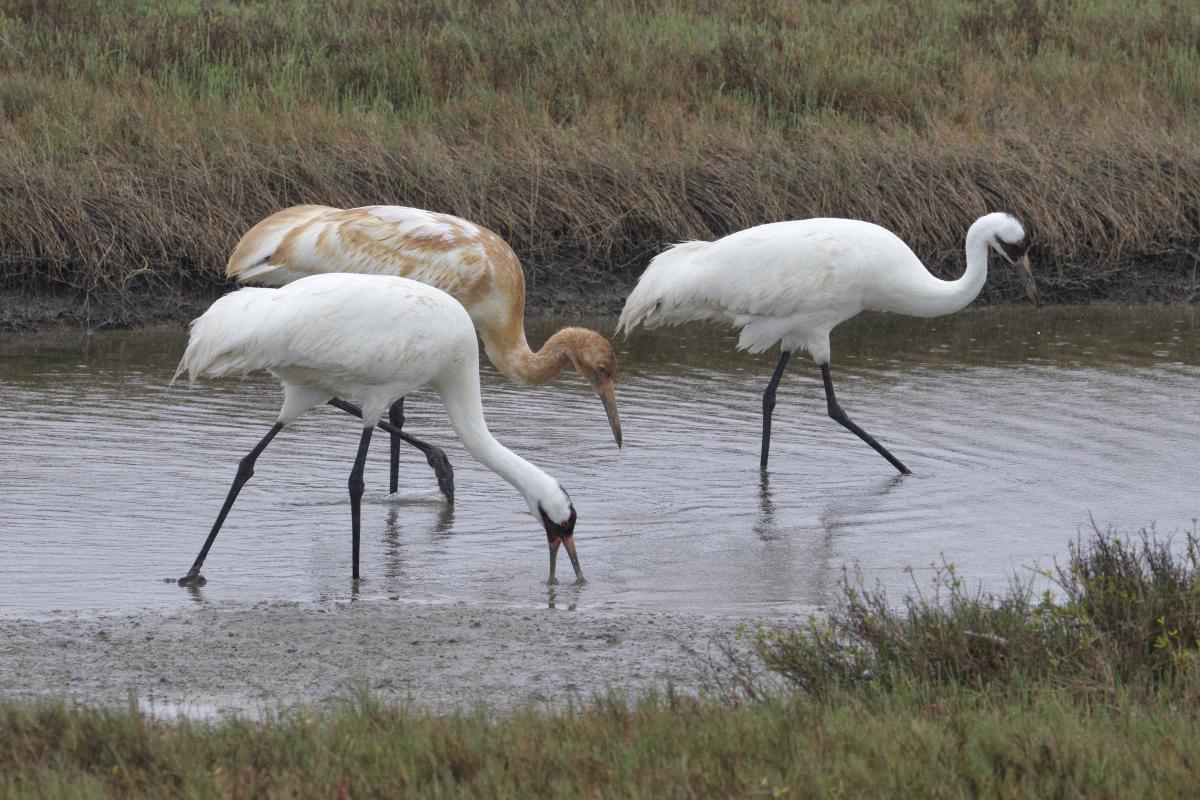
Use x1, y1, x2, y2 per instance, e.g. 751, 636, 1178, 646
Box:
173, 273, 582, 586
227, 205, 621, 501
619, 212, 1036, 473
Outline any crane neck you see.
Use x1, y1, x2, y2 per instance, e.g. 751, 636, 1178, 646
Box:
904, 216, 994, 318
484, 327, 580, 386
435, 363, 558, 507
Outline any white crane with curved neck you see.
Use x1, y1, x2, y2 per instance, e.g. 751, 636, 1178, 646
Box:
172, 273, 582, 586
618, 212, 1038, 474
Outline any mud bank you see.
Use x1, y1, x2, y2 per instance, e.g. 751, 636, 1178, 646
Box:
0, 602, 760, 717
0, 283, 635, 332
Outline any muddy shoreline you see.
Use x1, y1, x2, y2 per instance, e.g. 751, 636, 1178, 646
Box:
0, 602, 761, 717
5, 270, 1200, 333
0, 283, 639, 332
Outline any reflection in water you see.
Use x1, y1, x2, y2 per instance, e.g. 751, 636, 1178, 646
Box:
383, 510, 404, 580
818, 474, 907, 537
546, 585, 578, 611
754, 472, 776, 540
1, 304, 1199, 617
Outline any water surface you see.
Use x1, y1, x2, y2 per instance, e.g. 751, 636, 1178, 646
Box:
1, 306, 1197, 617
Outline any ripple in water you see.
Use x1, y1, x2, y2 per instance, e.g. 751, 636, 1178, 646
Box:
0, 305, 1197, 617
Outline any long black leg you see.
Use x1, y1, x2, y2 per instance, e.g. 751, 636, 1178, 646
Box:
388, 398, 405, 495
820, 363, 910, 475
327, 398, 454, 504
348, 425, 373, 580
760, 350, 792, 470
178, 422, 284, 586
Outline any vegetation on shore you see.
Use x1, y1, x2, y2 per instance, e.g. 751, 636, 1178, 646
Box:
4, 528, 1198, 798
2, 0, 1199, 325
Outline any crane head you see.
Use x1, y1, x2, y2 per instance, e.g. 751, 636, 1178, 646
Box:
989, 216, 1040, 307
561, 328, 623, 448
540, 500, 581, 585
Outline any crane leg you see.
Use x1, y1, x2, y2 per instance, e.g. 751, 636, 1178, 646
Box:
388, 398, 405, 494
760, 350, 792, 470
327, 398, 454, 504
348, 425, 373, 580
820, 363, 910, 475
178, 422, 284, 586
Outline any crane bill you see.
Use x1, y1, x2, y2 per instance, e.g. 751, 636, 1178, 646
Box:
1016, 255, 1040, 307
597, 379, 622, 448
548, 535, 585, 585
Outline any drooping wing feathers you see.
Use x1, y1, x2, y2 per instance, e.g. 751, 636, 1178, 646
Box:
616, 240, 714, 335
226, 205, 504, 304
225, 205, 333, 287
174, 275, 477, 391
172, 287, 284, 386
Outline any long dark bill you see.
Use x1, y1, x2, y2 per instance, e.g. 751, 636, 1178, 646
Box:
548, 536, 585, 585
597, 378, 622, 448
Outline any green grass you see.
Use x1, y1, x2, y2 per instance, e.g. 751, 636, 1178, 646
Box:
744, 527, 1200, 698
2, 0, 1199, 320
4, 528, 1199, 797
3, 682, 1199, 798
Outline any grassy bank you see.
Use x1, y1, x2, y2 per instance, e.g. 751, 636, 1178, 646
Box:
2, 0, 1199, 326
5, 681, 1198, 798
5, 529, 1198, 797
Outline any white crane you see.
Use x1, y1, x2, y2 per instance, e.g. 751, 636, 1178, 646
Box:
617, 212, 1037, 474
172, 273, 582, 586
226, 205, 623, 504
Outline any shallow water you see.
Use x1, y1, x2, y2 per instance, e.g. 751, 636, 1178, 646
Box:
1, 306, 1198, 618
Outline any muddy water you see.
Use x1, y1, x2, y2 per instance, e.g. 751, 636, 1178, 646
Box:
1, 306, 1197, 618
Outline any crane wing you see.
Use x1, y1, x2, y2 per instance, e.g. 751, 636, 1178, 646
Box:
226, 205, 494, 299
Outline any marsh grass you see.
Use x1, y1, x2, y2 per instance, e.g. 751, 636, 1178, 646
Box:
4, 671, 1199, 797
3, 678, 1200, 798
745, 526, 1200, 697
3, 528, 1199, 796
2, 1, 1199, 323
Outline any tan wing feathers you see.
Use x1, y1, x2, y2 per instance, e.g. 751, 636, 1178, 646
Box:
226, 204, 535, 364
227, 206, 520, 304
226, 205, 334, 285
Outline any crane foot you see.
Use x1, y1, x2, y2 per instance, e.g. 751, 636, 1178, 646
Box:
423, 447, 455, 504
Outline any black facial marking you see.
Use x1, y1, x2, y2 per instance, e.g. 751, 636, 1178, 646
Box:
998, 237, 1029, 262
539, 502, 578, 542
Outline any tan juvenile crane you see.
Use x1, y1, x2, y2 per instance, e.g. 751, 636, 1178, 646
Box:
226, 205, 622, 502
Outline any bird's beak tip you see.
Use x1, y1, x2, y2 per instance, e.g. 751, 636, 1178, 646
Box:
1016, 255, 1040, 308
597, 380, 622, 449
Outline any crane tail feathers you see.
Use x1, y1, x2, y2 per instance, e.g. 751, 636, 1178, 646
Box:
617, 240, 712, 336
172, 288, 281, 386
226, 205, 331, 285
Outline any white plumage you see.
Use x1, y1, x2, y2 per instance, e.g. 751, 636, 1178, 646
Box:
222, 203, 623, 503
174, 273, 581, 586
618, 212, 1037, 473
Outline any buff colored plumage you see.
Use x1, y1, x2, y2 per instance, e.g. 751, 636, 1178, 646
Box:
227, 205, 621, 444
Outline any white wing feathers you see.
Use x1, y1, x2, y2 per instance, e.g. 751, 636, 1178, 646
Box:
173, 275, 476, 391
616, 240, 715, 335
172, 288, 284, 385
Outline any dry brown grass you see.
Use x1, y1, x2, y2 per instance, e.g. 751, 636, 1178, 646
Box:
1, 0, 1198, 324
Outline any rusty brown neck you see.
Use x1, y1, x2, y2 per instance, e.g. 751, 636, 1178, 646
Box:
485, 327, 592, 386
